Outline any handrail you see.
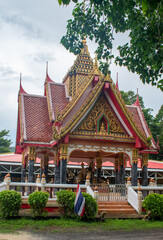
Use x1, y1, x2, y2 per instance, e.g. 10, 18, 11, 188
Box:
132, 186, 163, 191
127, 186, 138, 212
9, 182, 86, 189
86, 185, 94, 198
0, 182, 6, 191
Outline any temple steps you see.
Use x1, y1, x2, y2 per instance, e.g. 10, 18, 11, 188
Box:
20, 199, 140, 218
97, 201, 139, 218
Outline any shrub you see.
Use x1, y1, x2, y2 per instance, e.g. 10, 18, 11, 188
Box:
28, 191, 49, 217
0, 190, 22, 219
56, 190, 75, 217
82, 192, 98, 221
56, 190, 98, 221
143, 193, 163, 220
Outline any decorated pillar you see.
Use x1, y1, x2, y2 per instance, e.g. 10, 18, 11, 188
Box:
96, 153, 102, 183
54, 148, 60, 183
43, 153, 49, 183
131, 148, 138, 186
28, 147, 36, 183
40, 156, 44, 181
114, 157, 119, 184
119, 153, 125, 184
60, 144, 68, 184
21, 153, 26, 182
142, 153, 148, 186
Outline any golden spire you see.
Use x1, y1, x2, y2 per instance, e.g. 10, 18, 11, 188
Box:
93, 53, 100, 75
95, 53, 98, 68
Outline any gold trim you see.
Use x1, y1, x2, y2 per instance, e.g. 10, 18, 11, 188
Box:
132, 148, 138, 163
111, 84, 148, 145
61, 67, 103, 119
59, 144, 68, 160
59, 78, 104, 138
70, 134, 135, 143
141, 153, 148, 167
46, 82, 52, 122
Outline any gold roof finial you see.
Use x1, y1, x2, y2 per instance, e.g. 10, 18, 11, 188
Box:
95, 53, 98, 68
81, 0, 88, 51
93, 53, 100, 75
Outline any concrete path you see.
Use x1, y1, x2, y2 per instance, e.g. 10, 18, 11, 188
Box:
0, 229, 163, 240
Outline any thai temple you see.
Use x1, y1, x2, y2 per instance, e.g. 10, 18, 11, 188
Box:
15, 39, 159, 186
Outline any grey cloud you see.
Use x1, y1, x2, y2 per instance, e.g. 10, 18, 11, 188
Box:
1, 12, 42, 39
32, 52, 56, 63
0, 64, 17, 77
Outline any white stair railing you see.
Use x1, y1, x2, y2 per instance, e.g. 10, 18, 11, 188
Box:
127, 186, 139, 212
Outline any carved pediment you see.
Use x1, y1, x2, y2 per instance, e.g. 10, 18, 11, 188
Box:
72, 94, 128, 138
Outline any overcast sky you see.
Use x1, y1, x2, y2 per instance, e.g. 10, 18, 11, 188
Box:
0, 0, 162, 147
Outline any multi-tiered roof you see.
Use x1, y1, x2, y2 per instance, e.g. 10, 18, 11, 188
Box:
15, 41, 158, 154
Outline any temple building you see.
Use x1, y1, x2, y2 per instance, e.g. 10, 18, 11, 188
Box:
15, 39, 159, 186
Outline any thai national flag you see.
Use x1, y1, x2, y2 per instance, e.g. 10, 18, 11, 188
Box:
74, 184, 85, 216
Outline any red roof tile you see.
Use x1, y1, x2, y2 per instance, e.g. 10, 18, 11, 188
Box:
49, 83, 69, 118
127, 106, 146, 136
23, 95, 53, 142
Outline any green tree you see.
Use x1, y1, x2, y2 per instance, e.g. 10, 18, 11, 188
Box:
59, 0, 163, 90
120, 90, 145, 108
154, 105, 163, 160
0, 130, 11, 153
120, 90, 162, 160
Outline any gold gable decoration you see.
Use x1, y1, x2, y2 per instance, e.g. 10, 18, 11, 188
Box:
73, 94, 127, 137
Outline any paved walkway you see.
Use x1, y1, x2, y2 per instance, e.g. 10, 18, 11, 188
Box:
0, 229, 163, 240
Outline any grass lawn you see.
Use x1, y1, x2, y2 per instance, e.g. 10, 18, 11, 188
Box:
0, 218, 162, 234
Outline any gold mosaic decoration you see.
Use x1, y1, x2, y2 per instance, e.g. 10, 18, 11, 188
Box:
28, 146, 36, 161
76, 74, 87, 93
141, 153, 148, 167
132, 148, 138, 163
59, 144, 68, 160
66, 40, 94, 98
75, 94, 126, 135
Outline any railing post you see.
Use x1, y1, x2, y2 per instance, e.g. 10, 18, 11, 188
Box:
41, 173, 46, 192
4, 173, 11, 190
85, 174, 90, 186
107, 179, 110, 201
25, 176, 28, 195
94, 186, 99, 202
152, 178, 156, 187
149, 178, 153, 194
36, 174, 40, 191
138, 187, 142, 216
126, 177, 131, 200
126, 177, 131, 188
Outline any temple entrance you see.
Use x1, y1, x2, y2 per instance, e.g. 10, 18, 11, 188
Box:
67, 149, 130, 185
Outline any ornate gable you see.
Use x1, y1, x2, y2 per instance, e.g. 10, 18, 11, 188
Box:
71, 93, 135, 143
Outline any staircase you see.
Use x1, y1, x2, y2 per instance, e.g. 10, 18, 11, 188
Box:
98, 201, 140, 218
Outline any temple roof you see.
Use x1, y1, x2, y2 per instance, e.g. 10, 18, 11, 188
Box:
15, 43, 158, 153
